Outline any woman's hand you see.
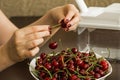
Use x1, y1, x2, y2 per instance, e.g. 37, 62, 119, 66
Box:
5, 25, 50, 62
48, 4, 80, 31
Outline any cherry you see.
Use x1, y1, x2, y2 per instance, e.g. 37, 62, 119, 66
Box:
37, 58, 43, 65
100, 60, 108, 71
79, 69, 86, 75
98, 69, 104, 76
76, 59, 83, 66
54, 68, 59, 72
94, 73, 101, 78
94, 67, 100, 72
82, 63, 89, 69
51, 77, 57, 80
85, 77, 91, 80
77, 52, 82, 57
68, 60, 74, 64
70, 74, 78, 80
52, 59, 59, 67
60, 19, 71, 31
60, 19, 67, 28
49, 42, 58, 49
44, 63, 52, 70
89, 71, 95, 75
40, 53, 46, 59
71, 48, 78, 53
44, 77, 51, 80
39, 72, 45, 78
76, 78, 81, 80
67, 64, 75, 72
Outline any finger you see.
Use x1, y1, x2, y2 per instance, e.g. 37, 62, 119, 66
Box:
26, 47, 40, 57
26, 31, 50, 40
20, 25, 50, 35
64, 10, 75, 22
58, 15, 65, 23
26, 38, 44, 49
67, 13, 80, 26
68, 23, 79, 31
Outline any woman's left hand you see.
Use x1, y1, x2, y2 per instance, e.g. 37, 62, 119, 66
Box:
48, 4, 80, 31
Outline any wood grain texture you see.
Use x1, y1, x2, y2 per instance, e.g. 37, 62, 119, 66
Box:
0, 0, 119, 17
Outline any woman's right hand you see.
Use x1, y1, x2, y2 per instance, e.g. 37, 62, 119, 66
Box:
5, 25, 50, 62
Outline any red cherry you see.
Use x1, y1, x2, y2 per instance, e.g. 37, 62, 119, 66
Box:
76, 78, 81, 80
44, 63, 52, 70
68, 64, 75, 72
51, 77, 57, 80
54, 68, 59, 72
60, 19, 67, 28
83, 63, 89, 69
68, 60, 74, 64
79, 69, 86, 75
76, 59, 83, 66
40, 53, 46, 59
52, 59, 59, 67
85, 77, 91, 80
49, 42, 58, 49
94, 73, 101, 78
71, 48, 78, 53
39, 72, 45, 78
70, 74, 78, 80
37, 58, 43, 65
94, 67, 100, 72
100, 60, 108, 71
98, 69, 104, 76
89, 71, 95, 75
44, 77, 51, 80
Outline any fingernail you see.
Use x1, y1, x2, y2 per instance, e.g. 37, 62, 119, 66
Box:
65, 19, 70, 23
48, 26, 51, 31
49, 30, 52, 34
67, 24, 71, 28
64, 28, 69, 32
48, 26, 52, 34
60, 19, 64, 23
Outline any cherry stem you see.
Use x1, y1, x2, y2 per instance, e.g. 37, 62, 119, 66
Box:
74, 70, 86, 79
53, 70, 64, 76
64, 68, 71, 76
86, 61, 97, 72
65, 54, 76, 63
41, 65, 53, 79
51, 24, 61, 29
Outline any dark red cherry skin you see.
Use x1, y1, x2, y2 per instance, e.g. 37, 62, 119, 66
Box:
60, 19, 67, 28
40, 53, 46, 59
51, 77, 57, 80
70, 74, 78, 80
94, 73, 101, 78
100, 60, 108, 71
44, 63, 52, 70
52, 59, 59, 67
44, 77, 51, 80
49, 42, 58, 49
71, 48, 78, 53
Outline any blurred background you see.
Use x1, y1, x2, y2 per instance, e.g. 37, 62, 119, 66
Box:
0, 0, 119, 17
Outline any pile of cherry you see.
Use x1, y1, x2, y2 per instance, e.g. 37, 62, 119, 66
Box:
34, 48, 109, 80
